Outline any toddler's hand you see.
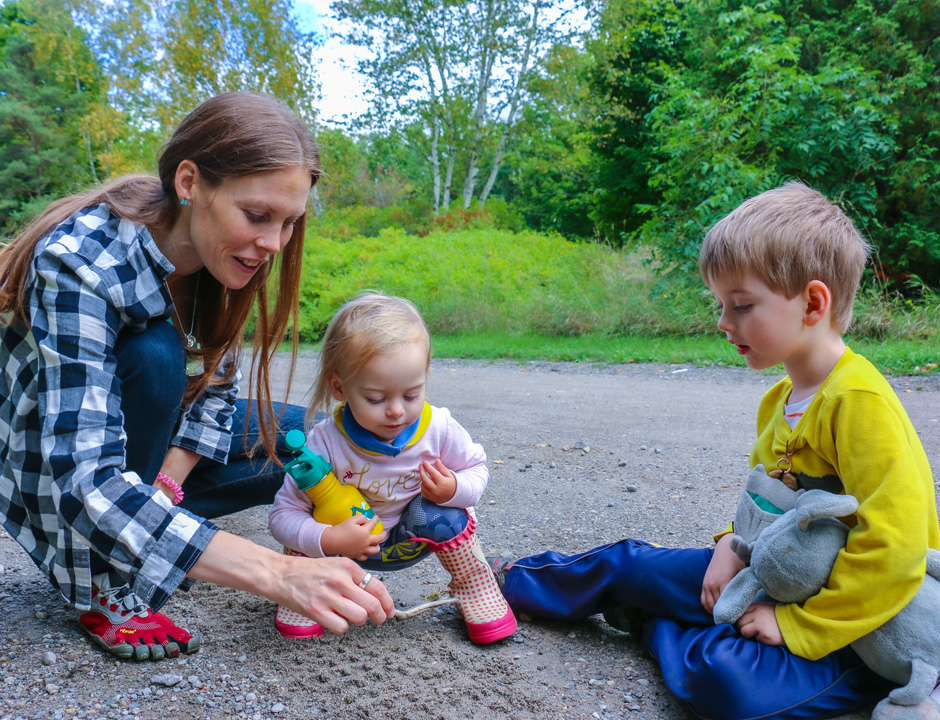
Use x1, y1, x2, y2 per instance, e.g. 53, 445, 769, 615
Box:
737, 602, 786, 646
321, 516, 386, 560
701, 534, 746, 614
419, 459, 457, 504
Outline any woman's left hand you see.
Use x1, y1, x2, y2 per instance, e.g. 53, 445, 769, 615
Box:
419, 459, 457, 503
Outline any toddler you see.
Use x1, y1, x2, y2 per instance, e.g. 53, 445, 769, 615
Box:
269, 292, 516, 644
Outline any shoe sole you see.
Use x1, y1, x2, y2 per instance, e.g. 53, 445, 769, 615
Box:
274, 621, 325, 639
84, 630, 200, 660
466, 610, 518, 644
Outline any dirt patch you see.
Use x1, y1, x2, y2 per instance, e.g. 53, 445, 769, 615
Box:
2, 357, 937, 720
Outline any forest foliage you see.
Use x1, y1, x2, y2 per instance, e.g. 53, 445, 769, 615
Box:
2, 0, 938, 288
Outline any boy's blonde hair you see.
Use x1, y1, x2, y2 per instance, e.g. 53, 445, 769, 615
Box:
699, 181, 870, 332
311, 293, 431, 419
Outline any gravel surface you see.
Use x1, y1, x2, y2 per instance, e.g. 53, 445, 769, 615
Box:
1, 355, 938, 720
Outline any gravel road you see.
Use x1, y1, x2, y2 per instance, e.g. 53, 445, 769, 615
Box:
1, 354, 938, 720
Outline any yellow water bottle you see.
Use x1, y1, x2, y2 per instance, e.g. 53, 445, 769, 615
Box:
284, 429, 384, 534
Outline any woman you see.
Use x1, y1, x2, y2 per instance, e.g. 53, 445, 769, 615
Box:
0, 92, 393, 661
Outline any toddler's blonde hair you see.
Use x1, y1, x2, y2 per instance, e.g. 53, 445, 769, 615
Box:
310, 292, 431, 421
699, 181, 870, 332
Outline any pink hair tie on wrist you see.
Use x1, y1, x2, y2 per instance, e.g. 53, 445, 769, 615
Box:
155, 472, 185, 506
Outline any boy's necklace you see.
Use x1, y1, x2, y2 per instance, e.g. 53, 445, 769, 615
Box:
770, 438, 798, 490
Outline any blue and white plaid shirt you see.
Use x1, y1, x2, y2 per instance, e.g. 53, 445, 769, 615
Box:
0, 204, 230, 611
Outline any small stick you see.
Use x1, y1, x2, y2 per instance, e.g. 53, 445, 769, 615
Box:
393, 596, 459, 620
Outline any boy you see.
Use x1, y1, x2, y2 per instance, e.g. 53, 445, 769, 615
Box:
490, 182, 939, 720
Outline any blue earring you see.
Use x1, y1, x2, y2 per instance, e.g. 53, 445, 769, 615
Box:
180, 198, 189, 207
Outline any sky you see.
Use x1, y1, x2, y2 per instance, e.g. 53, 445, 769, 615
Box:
292, 0, 371, 126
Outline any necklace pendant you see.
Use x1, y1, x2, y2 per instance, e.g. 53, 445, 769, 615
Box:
186, 356, 204, 377
183, 333, 197, 350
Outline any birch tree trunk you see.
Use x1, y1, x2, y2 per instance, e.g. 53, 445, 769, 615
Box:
480, 0, 541, 206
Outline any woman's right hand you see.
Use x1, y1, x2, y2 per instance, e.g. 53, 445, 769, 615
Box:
275, 553, 394, 634
320, 515, 386, 560
700, 533, 746, 614
187, 531, 394, 635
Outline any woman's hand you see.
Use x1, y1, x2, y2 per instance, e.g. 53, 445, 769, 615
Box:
321, 516, 386, 560
419, 459, 457, 503
188, 531, 394, 635
701, 533, 746, 614
274, 553, 395, 635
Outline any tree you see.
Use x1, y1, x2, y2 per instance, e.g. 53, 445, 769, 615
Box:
583, 0, 685, 241
494, 43, 598, 237
75, 0, 321, 170
628, 0, 940, 285
0, 0, 106, 232
334, 0, 578, 214
640, 3, 897, 273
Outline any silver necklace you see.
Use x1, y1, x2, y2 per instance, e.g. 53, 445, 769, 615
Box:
166, 273, 200, 350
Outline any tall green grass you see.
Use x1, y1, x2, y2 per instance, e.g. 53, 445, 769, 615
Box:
301, 226, 715, 338
299, 226, 939, 375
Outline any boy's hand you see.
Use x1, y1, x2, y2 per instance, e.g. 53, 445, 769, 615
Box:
737, 602, 786, 646
321, 516, 386, 560
701, 534, 746, 613
419, 459, 457, 504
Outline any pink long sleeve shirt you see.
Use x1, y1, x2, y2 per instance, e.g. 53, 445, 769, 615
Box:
268, 403, 488, 557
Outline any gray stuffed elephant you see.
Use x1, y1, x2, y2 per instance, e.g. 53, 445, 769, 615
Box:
713, 487, 940, 720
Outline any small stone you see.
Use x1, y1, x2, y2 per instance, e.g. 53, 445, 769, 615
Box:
246, 692, 258, 703
567, 631, 577, 639
626, 485, 638, 492
35, 611, 47, 620
41, 651, 57, 665
46, 683, 60, 694
618, 460, 627, 467
549, 462, 556, 468
236, 654, 247, 663
150, 673, 183, 687
640, 445, 647, 451
607, 502, 616, 507
272, 703, 285, 713
654, 448, 661, 454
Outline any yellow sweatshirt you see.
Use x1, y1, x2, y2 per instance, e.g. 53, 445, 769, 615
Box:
749, 348, 939, 661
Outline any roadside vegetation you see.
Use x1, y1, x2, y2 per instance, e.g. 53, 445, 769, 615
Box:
298, 224, 939, 377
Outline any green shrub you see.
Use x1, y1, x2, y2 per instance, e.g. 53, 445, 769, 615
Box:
296, 225, 940, 358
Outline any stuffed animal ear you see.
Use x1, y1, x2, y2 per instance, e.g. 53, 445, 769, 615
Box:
729, 535, 753, 565
926, 549, 940, 580
795, 490, 859, 531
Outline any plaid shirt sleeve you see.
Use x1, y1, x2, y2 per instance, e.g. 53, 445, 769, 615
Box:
171, 357, 241, 463
21, 208, 216, 610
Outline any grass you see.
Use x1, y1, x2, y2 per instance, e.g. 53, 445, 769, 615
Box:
427, 332, 938, 377
293, 225, 939, 378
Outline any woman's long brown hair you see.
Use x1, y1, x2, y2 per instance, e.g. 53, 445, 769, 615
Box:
0, 92, 321, 463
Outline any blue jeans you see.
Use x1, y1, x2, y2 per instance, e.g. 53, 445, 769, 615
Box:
358, 497, 469, 571
115, 319, 305, 520
502, 539, 894, 720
